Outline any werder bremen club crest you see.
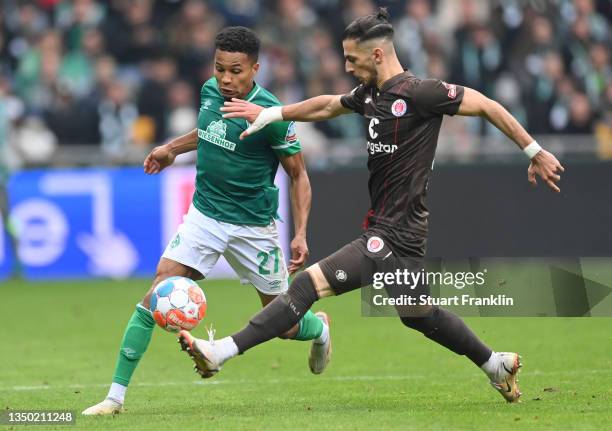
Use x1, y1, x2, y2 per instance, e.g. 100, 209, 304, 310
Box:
198, 120, 236, 151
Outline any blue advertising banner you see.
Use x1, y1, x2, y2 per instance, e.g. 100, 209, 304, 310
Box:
3, 168, 161, 279
0, 166, 289, 281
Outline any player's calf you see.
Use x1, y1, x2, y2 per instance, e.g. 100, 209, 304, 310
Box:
400, 306, 492, 366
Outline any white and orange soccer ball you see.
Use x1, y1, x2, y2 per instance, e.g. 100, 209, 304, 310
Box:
150, 276, 207, 332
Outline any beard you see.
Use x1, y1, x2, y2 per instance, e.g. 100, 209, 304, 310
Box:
362, 62, 378, 86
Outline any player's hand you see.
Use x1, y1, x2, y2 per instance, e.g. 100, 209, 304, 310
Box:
143, 144, 176, 174
221, 99, 282, 139
288, 235, 309, 275
527, 149, 565, 193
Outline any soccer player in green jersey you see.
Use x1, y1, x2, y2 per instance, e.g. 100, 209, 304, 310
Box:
82, 27, 331, 416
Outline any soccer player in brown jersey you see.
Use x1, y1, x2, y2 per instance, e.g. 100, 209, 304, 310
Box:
178, 9, 564, 403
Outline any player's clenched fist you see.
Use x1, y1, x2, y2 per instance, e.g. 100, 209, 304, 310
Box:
527, 149, 565, 193
288, 235, 309, 275
143, 144, 176, 175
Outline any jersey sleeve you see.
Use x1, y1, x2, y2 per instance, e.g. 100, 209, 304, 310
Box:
340, 85, 367, 115
411, 79, 464, 118
265, 120, 301, 157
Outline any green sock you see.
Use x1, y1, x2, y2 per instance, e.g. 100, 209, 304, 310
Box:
293, 310, 324, 341
112, 305, 155, 386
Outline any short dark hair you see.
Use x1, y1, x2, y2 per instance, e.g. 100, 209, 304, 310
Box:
215, 26, 260, 61
342, 7, 394, 42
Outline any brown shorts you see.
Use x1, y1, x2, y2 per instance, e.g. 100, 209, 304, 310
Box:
315, 232, 429, 299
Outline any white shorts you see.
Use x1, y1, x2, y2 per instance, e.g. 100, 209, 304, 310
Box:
162, 204, 288, 295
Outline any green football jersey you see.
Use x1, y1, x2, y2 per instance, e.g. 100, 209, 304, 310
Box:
193, 78, 300, 226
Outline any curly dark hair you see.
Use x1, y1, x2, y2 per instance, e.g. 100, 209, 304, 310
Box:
342, 7, 394, 42
215, 26, 260, 61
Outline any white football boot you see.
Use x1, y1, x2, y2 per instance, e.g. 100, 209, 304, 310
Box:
308, 311, 332, 374
178, 330, 222, 378
81, 398, 123, 416
488, 352, 522, 403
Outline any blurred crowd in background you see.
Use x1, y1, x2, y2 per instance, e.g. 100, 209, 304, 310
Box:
0, 0, 610, 169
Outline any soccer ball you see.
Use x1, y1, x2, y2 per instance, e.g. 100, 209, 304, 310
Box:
150, 276, 207, 332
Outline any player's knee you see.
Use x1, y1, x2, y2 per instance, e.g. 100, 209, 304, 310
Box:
141, 277, 165, 309
400, 306, 439, 335
250, 293, 291, 328
287, 271, 319, 309
143, 265, 185, 308
141, 288, 154, 310
152, 266, 175, 287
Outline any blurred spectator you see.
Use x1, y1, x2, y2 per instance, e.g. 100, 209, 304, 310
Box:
394, 0, 437, 78
101, 0, 161, 65
56, 0, 105, 51
216, 0, 261, 27
427, 52, 449, 80
451, 22, 502, 95
91, 55, 116, 99
167, 0, 222, 91
166, 79, 197, 165
98, 80, 138, 156
0, 11, 10, 76
342, 0, 376, 27
4, 2, 49, 65
137, 56, 177, 143
584, 43, 611, 105
312, 76, 364, 141
525, 51, 567, 133
550, 76, 579, 131
267, 53, 305, 104
257, 0, 318, 63
14, 30, 62, 110
563, 15, 596, 80
569, 0, 609, 42
296, 26, 335, 82
45, 83, 100, 145
0, 76, 24, 170
12, 115, 57, 165
565, 92, 595, 134
166, 80, 197, 139
60, 27, 106, 98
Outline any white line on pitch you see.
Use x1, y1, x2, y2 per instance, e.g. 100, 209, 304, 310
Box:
3, 369, 611, 392
3, 375, 424, 392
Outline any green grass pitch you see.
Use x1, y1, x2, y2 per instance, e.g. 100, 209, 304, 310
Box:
1, 279, 611, 430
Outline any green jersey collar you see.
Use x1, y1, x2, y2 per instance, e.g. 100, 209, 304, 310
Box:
244, 82, 261, 102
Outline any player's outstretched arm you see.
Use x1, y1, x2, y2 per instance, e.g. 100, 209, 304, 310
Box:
143, 128, 198, 174
457, 87, 565, 193
221, 95, 350, 139
279, 152, 311, 274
